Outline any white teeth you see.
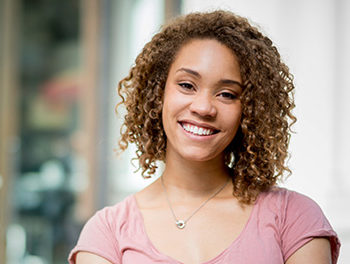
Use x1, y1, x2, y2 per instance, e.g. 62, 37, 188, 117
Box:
198, 127, 203, 135
181, 123, 214, 136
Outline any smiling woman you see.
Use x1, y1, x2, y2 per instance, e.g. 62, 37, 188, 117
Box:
69, 10, 340, 264
162, 39, 242, 164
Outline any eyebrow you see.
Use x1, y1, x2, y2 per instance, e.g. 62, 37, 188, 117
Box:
176, 67, 243, 88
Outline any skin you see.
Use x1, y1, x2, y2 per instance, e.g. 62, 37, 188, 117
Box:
161, 39, 243, 166
75, 39, 332, 264
286, 238, 332, 264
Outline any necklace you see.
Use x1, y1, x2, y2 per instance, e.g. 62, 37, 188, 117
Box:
160, 175, 230, 229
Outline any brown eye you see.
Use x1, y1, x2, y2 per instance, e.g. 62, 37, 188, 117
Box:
218, 92, 237, 100
179, 82, 194, 90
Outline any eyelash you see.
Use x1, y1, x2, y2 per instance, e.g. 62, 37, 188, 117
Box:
178, 82, 194, 90
178, 82, 237, 100
218, 92, 237, 100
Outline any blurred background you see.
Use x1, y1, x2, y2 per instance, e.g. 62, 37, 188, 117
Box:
0, 0, 349, 263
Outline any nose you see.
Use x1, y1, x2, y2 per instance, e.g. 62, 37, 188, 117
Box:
189, 91, 217, 118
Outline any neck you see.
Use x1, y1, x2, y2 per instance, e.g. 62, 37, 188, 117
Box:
161, 149, 231, 199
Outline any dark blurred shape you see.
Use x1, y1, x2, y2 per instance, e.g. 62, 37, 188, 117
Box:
6, 0, 82, 263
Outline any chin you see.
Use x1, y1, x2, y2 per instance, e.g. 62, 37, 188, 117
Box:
179, 150, 221, 163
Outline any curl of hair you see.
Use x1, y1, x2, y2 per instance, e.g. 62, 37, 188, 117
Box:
117, 10, 296, 204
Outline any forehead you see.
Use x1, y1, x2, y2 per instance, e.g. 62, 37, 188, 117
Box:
168, 38, 241, 81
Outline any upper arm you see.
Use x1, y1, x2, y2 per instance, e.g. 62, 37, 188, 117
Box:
76, 251, 114, 264
285, 238, 332, 264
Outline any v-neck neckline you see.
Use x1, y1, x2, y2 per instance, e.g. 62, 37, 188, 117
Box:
130, 193, 261, 264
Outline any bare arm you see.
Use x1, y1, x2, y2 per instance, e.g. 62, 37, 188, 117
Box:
286, 238, 332, 264
75, 251, 113, 264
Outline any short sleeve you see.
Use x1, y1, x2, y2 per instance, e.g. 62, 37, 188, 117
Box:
68, 207, 122, 264
279, 190, 340, 263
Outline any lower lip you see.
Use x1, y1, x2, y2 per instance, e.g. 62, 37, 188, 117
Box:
178, 123, 217, 140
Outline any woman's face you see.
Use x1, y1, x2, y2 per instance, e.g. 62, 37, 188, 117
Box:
162, 38, 242, 163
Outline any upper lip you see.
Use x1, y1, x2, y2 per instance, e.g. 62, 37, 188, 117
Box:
178, 119, 220, 131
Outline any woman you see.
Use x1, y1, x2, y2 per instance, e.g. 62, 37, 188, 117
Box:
69, 10, 340, 263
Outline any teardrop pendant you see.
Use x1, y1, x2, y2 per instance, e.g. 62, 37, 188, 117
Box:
176, 220, 186, 229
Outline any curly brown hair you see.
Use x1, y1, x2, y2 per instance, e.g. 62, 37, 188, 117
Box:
117, 10, 296, 204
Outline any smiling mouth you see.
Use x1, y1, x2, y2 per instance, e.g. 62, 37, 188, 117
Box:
180, 122, 219, 136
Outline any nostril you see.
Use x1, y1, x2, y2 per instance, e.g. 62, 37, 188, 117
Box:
189, 100, 217, 117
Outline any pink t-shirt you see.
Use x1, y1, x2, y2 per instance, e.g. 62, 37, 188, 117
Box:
68, 188, 340, 263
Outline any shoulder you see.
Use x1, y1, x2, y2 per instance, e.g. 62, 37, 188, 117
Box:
258, 187, 330, 229
79, 194, 136, 236
80, 194, 137, 243
92, 194, 136, 225
258, 187, 321, 213
68, 195, 137, 264
260, 186, 313, 202
258, 187, 340, 263
255, 187, 324, 230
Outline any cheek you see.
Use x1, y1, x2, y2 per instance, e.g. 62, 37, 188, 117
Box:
161, 101, 169, 131
161, 84, 171, 120
162, 86, 187, 115
225, 108, 242, 138
224, 104, 242, 124
161, 88, 175, 132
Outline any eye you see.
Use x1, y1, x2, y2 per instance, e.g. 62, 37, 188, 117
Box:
178, 82, 194, 90
218, 92, 237, 100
